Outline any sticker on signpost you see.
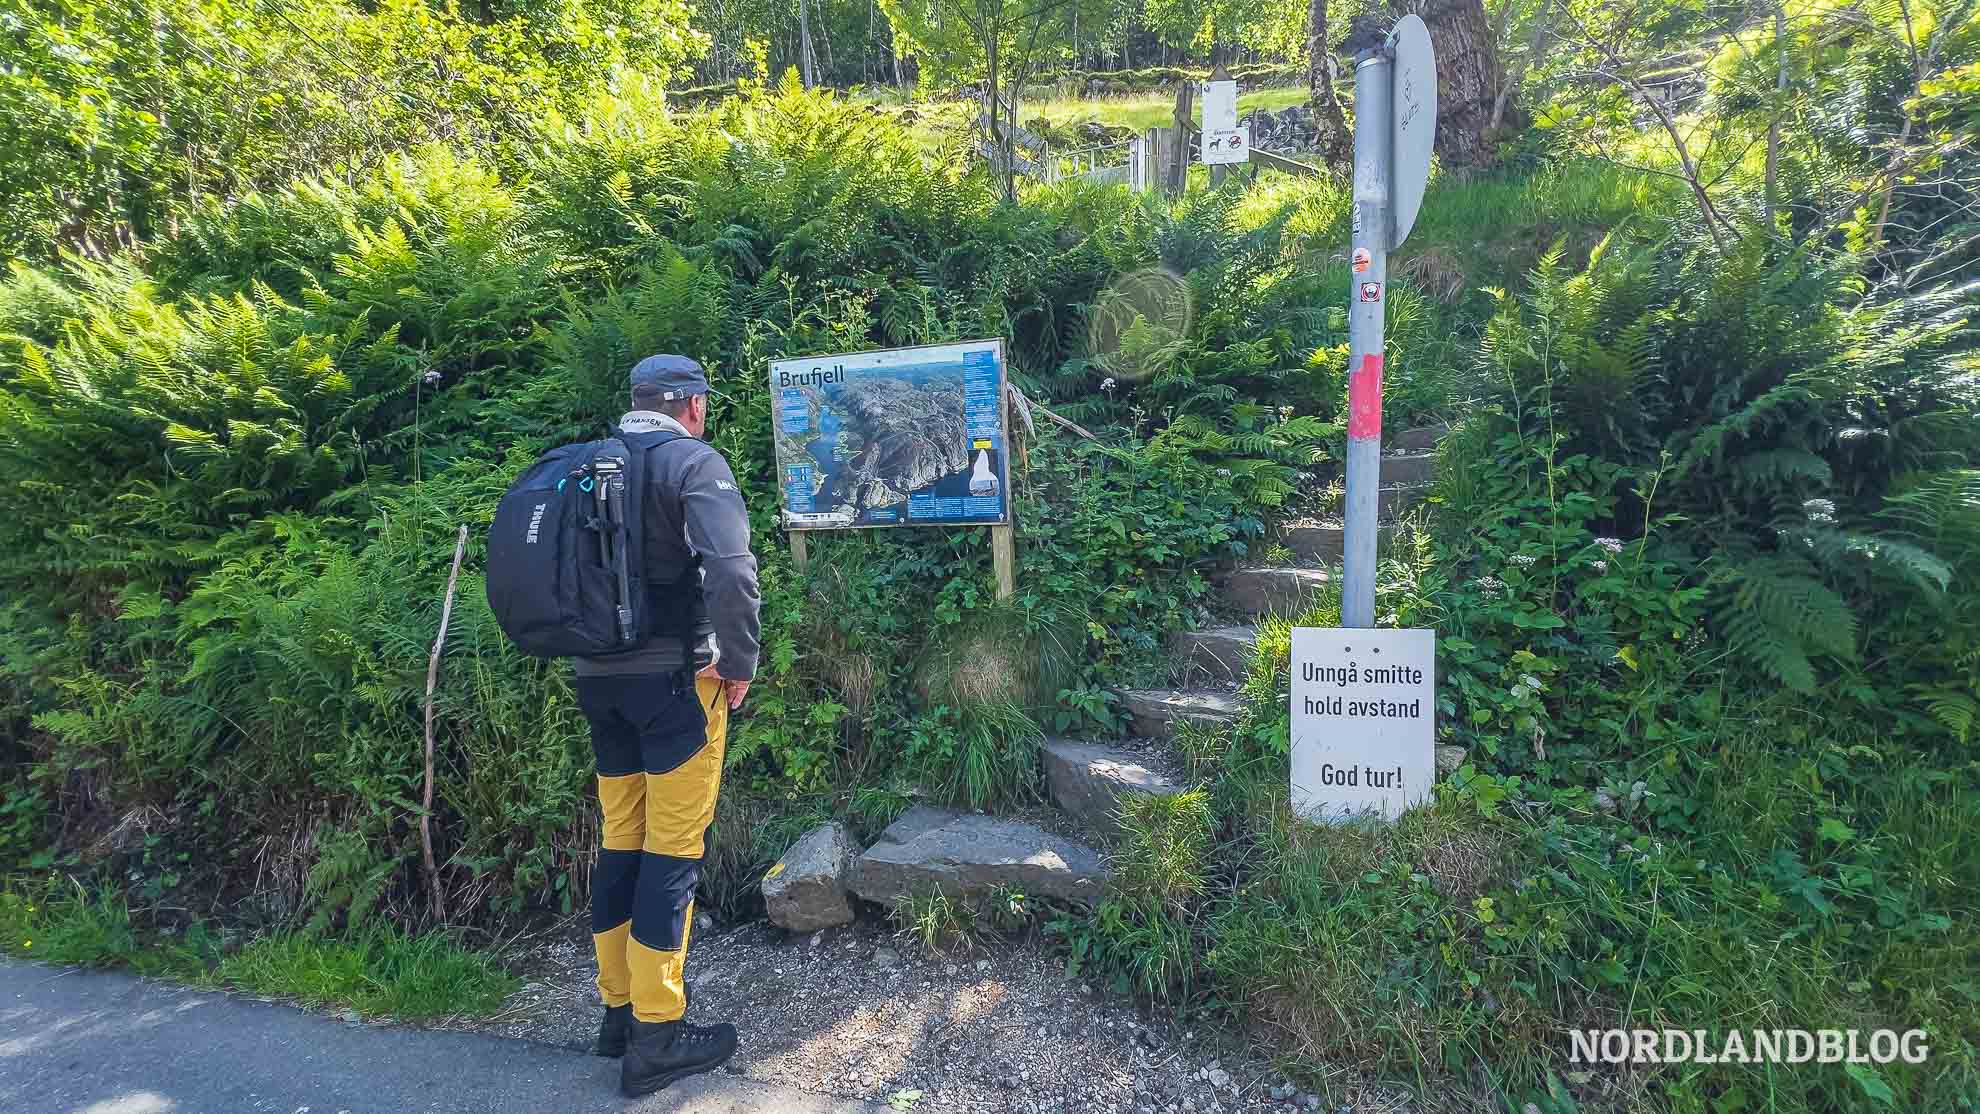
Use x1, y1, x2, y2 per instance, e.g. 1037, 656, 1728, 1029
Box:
1290, 627, 1435, 822
1352, 248, 1371, 273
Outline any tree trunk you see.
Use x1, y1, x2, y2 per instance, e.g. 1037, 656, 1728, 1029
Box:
1763, 0, 1786, 226
1491, 0, 1547, 132
1396, 0, 1510, 171
1306, 0, 1353, 171
797, 0, 817, 87
813, 0, 835, 79
986, 37, 1016, 202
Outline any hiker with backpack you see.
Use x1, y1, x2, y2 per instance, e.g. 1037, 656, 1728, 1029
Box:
486, 354, 760, 1097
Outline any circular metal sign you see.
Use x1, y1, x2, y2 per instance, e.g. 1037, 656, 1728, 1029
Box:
1388, 14, 1437, 248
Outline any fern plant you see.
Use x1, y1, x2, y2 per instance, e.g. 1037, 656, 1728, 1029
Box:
1481, 226, 1979, 690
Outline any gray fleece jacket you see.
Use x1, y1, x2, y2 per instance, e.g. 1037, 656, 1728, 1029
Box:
572, 411, 761, 681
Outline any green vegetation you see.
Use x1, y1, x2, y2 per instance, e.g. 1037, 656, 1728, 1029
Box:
1, 877, 516, 1018
1024, 84, 1311, 134
2, 0, 1977, 1108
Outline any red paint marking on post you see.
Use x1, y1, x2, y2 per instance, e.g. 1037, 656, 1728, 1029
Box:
1348, 354, 1384, 440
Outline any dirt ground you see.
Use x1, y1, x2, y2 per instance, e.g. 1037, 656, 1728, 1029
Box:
464, 916, 1430, 1114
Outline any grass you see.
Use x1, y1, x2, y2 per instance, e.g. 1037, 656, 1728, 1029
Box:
0, 876, 517, 1020
216, 927, 517, 1019
1068, 534, 1980, 1111
1023, 85, 1311, 135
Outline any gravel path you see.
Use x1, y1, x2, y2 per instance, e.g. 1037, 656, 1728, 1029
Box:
469, 917, 1430, 1114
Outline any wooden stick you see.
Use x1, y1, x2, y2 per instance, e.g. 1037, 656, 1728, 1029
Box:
1008, 382, 1097, 441
421, 524, 468, 925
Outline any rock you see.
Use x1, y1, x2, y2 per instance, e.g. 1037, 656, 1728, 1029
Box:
340, 1009, 360, 1024
1041, 739, 1184, 831
1380, 450, 1437, 487
1221, 567, 1331, 616
1435, 745, 1468, 774
762, 821, 856, 933
1279, 522, 1396, 565
1173, 626, 1256, 683
1206, 1068, 1231, 1089
1378, 484, 1429, 521
1115, 689, 1242, 739
873, 945, 901, 968
1390, 424, 1449, 453
1594, 789, 1617, 813
1279, 522, 1345, 563
849, 807, 1109, 908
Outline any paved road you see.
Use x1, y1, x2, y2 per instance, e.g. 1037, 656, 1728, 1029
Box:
0, 960, 885, 1114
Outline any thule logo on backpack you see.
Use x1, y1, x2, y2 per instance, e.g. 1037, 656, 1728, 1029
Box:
525, 502, 547, 543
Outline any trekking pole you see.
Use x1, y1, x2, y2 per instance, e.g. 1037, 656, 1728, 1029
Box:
601, 460, 636, 645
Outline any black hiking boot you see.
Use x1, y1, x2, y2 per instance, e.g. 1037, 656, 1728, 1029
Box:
594, 987, 692, 1058
593, 1004, 632, 1057
620, 1017, 738, 1097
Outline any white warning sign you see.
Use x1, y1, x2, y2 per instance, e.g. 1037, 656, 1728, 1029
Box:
1201, 79, 1248, 165
1290, 627, 1436, 821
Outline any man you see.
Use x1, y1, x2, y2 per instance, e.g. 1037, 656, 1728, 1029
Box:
574, 354, 760, 1097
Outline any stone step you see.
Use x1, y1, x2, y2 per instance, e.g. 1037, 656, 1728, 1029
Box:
1173, 625, 1257, 682
1115, 687, 1243, 738
1380, 450, 1437, 487
1041, 739, 1187, 833
1380, 483, 1429, 520
1391, 424, 1449, 453
1277, 521, 1402, 564
847, 806, 1109, 909
1222, 566, 1331, 617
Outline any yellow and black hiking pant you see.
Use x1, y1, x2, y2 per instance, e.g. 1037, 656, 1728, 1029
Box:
575, 670, 728, 1024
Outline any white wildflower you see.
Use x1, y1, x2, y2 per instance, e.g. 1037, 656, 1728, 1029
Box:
1100, 377, 1118, 394
1591, 560, 1608, 573
1594, 537, 1624, 555
1510, 554, 1538, 568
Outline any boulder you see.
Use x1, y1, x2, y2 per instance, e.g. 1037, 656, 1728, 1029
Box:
1435, 745, 1468, 775
1041, 739, 1184, 832
762, 822, 856, 933
848, 807, 1109, 908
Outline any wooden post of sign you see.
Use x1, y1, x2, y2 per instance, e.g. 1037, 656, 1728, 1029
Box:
790, 529, 808, 573
1170, 81, 1194, 195
991, 524, 1015, 600
991, 375, 1016, 600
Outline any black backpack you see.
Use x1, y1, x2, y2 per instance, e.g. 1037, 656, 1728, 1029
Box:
485, 429, 684, 658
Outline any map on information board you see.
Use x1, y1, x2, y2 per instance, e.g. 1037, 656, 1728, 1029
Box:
770, 339, 1010, 530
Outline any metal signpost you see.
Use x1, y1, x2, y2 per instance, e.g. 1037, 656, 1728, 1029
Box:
1341, 15, 1435, 628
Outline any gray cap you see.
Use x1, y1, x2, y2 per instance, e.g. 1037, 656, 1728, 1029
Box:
629, 354, 708, 402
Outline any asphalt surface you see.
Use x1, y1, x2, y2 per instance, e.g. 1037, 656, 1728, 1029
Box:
0, 960, 886, 1114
